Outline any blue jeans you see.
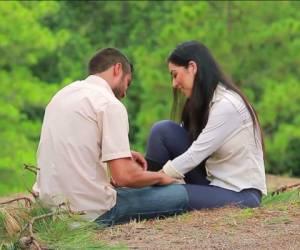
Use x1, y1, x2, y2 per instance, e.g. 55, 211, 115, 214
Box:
95, 184, 189, 226
146, 120, 262, 209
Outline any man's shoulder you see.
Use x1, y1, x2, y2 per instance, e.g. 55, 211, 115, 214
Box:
104, 98, 127, 115
51, 79, 111, 102
47, 79, 127, 113
74, 81, 127, 115
51, 80, 82, 98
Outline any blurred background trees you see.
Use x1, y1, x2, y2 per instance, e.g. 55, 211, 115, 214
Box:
0, 1, 299, 195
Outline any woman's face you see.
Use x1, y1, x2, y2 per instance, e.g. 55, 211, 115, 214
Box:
168, 61, 197, 97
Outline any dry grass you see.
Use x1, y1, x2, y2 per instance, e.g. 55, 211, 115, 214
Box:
266, 174, 300, 192
1, 175, 300, 250
97, 204, 300, 250
96, 175, 300, 250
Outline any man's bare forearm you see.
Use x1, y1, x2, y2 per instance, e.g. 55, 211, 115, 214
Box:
109, 158, 174, 188
120, 170, 164, 188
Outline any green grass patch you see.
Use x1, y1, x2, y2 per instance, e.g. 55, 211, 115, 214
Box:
0, 201, 126, 250
264, 215, 292, 225
232, 207, 255, 224
237, 208, 254, 218
35, 218, 122, 250
1, 189, 299, 249
262, 189, 300, 206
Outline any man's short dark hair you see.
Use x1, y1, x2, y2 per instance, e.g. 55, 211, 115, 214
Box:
88, 48, 133, 75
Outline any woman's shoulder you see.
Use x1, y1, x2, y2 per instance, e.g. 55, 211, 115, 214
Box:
213, 84, 245, 110
211, 84, 250, 121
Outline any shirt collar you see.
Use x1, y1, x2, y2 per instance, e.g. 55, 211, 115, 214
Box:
85, 75, 115, 96
210, 83, 227, 107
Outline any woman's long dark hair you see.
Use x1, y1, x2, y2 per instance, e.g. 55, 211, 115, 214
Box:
168, 41, 265, 155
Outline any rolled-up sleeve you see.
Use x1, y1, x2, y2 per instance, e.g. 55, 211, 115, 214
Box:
101, 102, 132, 162
172, 99, 242, 174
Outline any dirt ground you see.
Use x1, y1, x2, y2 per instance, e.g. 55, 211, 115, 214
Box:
266, 174, 300, 192
97, 175, 300, 250
1, 175, 299, 249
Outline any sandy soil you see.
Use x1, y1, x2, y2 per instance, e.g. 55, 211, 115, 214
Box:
1, 175, 300, 249
97, 175, 300, 250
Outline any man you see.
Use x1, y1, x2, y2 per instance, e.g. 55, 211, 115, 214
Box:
33, 48, 188, 226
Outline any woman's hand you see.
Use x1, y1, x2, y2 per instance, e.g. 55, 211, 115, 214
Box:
131, 150, 148, 170
157, 172, 177, 185
159, 169, 185, 184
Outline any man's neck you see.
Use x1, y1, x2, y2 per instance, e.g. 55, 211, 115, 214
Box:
94, 72, 114, 89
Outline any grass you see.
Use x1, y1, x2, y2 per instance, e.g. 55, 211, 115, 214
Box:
262, 189, 300, 206
0, 201, 126, 250
264, 215, 292, 225
226, 190, 300, 224
1, 184, 299, 249
36, 219, 118, 249
98, 188, 300, 249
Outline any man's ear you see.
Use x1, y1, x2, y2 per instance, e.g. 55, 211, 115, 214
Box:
113, 63, 122, 77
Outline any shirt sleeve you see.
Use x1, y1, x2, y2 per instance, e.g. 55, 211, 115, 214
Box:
172, 99, 242, 174
100, 102, 132, 162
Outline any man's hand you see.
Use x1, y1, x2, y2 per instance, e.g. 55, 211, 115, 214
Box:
131, 151, 147, 170
108, 158, 172, 188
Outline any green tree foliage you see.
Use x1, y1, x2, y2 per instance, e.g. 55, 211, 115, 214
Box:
0, 1, 299, 195
0, 2, 66, 194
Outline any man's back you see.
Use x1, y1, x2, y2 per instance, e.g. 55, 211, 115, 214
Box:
33, 75, 131, 221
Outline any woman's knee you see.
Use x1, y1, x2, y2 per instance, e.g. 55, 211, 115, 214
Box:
149, 120, 180, 138
241, 189, 262, 208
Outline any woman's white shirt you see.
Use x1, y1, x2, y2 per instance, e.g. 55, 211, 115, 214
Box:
167, 84, 267, 195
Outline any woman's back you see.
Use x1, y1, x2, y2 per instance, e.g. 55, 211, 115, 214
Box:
206, 84, 267, 195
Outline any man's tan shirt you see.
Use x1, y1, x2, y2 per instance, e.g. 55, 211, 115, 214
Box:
33, 75, 132, 221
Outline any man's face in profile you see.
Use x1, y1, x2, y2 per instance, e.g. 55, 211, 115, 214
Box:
113, 72, 132, 99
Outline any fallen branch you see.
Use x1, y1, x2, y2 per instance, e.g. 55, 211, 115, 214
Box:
26, 188, 39, 199
28, 211, 56, 250
24, 203, 85, 249
271, 182, 300, 195
58, 202, 86, 216
23, 163, 40, 199
1, 190, 86, 249
0, 197, 32, 207
24, 163, 40, 175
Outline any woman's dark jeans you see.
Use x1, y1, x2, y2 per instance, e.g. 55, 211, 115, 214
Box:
146, 120, 209, 185
146, 120, 262, 210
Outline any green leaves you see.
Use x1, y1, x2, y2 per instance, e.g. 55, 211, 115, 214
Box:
1, 1, 300, 194
0, 2, 61, 66
0, 2, 62, 195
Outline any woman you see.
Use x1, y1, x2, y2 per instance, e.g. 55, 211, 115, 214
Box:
146, 41, 267, 209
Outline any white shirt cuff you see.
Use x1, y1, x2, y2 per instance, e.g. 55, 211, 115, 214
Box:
162, 160, 185, 179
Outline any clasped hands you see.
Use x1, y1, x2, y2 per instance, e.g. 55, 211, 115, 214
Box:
131, 151, 185, 184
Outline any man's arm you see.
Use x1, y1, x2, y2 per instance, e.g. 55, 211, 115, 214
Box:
108, 157, 175, 188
